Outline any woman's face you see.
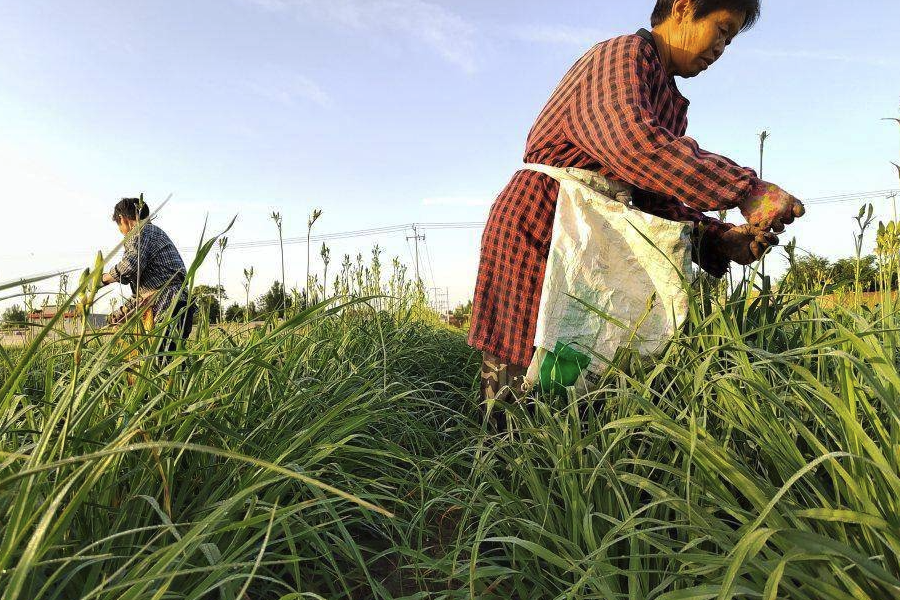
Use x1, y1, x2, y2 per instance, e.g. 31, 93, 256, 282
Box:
666, 6, 746, 78
117, 217, 135, 236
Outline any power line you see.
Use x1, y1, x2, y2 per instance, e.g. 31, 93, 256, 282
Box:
0, 221, 486, 260
428, 286, 450, 319
213, 221, 485, 253
0, 221, 480, 289
804, 189, 899, 206
403, 237, 417, 273
416, 221, 486, 229
4, 186, 899, 277
226, 223, 412, 250
5, 189, 898, 263
423, 236, 437, 291
183, 190, 898, 255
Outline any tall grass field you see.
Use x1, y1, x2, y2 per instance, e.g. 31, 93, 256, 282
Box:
3, 210, 900, 599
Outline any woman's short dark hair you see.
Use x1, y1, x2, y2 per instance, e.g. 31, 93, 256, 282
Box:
112, 197, 150, 222
651, 0, 761, 32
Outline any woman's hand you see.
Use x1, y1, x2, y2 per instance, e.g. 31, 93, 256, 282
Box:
107, 308, 126, 326
720, 224, 779, 266
739, 180, 805, 233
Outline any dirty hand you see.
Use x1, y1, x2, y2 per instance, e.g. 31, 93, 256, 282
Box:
739, 180, 805, 233
721, 224, 779, 265
107, 306, 129, 326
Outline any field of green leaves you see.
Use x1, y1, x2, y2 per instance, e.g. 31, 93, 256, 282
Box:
4, 123, 900, 598
3, 237, 900, 599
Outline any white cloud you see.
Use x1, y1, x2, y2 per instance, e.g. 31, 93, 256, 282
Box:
422, 196, 491, 207
510, 24, 608, 47
243, 66, 331, 108
242, 0, 478, 74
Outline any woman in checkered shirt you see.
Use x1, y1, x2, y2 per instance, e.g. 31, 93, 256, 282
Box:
470, 0, 805, 403
101, 197, 195, 354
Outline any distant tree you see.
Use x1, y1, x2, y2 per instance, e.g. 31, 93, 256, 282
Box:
832, 256, 879, 292
224, 302, 253, 322
258, 281, 292, 317
2, 305, 26, 328
449, 300, 473, 328
193, 285, 226, 323
452, 300, 472, 321
779, 254, 833, 293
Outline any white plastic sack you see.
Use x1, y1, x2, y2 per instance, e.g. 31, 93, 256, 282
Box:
522, 164, 693, 393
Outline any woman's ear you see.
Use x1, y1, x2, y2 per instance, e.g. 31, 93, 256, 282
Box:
670, 0, 694, 24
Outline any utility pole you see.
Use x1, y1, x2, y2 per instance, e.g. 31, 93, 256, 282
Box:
442, 287, 450, 322
406, 225, 426, 285
428, 287, 450, 321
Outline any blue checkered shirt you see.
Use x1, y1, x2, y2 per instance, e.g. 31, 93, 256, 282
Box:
110, 222, 187, 317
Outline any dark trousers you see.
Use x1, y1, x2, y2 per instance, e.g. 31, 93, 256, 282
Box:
160, 299, 195, 358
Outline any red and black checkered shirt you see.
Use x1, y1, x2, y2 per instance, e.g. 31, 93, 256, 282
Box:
469, 30, 759, 367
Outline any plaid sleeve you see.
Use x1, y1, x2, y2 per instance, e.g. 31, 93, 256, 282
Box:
110, 224, 162, 284
632, 189, 733, 277
566, 36, 757, 212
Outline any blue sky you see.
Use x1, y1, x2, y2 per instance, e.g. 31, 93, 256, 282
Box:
1, 0, 898, 311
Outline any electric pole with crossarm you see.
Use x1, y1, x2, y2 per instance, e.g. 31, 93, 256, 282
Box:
406, 225, 426, 286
